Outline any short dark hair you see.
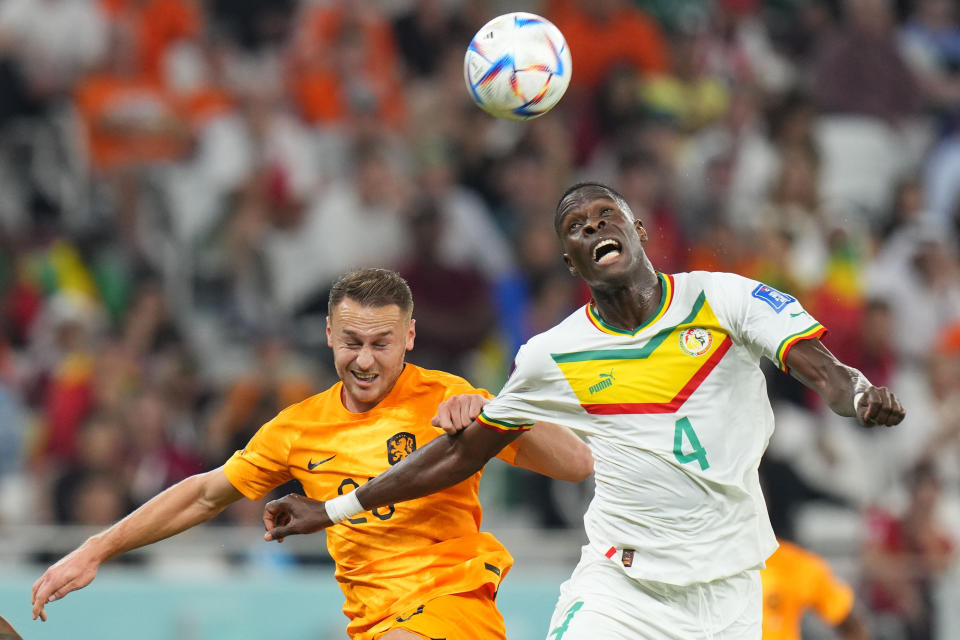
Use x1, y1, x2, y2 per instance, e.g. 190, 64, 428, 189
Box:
554, 182, 632, 233
328, 268, 414, 317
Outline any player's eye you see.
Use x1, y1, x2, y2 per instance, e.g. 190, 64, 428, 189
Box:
568, 221, 581, 232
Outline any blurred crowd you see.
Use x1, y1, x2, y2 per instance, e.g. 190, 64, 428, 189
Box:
1, 0, 960, 635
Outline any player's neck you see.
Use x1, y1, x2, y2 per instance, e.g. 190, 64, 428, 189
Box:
590, 270, 662, 332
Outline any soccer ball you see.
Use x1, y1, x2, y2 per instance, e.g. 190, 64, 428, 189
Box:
463, 12, 572, 121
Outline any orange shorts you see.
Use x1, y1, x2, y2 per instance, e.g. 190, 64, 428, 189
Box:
370, 587, 507, 640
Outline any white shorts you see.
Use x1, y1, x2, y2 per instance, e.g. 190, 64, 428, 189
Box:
546, 545, 762, 640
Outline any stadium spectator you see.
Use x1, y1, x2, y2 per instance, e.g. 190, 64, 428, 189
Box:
399, 197, 496, 377
676, 85, 778, 232
74, 25, 193, 174
863, 462, 955, 640
546, 0, 669, 91
812, 0, 922, 123
691, 0, 795, 94
125, 390, 203, 506
259, 137, 413, 317
98, 0, 203, 84
0, 0, 108, 119
898, 0, 960, 114
287, 0, 405, 129
202, 334, 317, 464
392, 0, 475, 79
865, 223, 960, 365
50, 413, 132, 524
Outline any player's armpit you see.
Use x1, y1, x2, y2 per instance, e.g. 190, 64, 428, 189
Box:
512, 423, 593, 482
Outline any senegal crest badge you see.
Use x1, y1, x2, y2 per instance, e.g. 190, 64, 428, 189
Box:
679, 327, 713, 356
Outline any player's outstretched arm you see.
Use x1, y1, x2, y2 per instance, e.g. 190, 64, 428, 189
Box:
31, 467, 243, 621
784, 339, 905, 426
263, 423, 520, 541
432, 393, 593, 482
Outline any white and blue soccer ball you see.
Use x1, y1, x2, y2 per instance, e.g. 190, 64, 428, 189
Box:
463, 12, 572, 121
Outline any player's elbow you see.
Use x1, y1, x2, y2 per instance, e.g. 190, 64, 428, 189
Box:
563, 444, 594, 482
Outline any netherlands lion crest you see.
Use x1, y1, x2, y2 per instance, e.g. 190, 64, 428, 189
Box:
387, 432, 417, 465
678, 327, 713, 356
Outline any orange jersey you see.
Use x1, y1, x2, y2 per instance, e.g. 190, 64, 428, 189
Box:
761, 540, 854, 640
223, 364, 517, 639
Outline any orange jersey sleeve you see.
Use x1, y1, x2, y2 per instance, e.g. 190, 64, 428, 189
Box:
223, 364, 513, 640
761, 540, 854, 640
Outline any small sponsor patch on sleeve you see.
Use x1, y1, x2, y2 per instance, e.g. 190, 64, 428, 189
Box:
751, 284, 796, 313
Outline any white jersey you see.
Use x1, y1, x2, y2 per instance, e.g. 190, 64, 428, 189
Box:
478, 271, 825, 586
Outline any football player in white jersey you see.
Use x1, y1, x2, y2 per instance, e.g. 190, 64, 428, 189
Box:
262, 182, 905, 638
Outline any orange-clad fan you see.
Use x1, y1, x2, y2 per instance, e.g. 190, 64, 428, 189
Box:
547, 0, 669, 90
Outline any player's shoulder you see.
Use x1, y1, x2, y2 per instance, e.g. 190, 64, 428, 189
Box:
671, 269, 758, 293
274, 383, 342, 420
672, 270, 793, 311
400, 363, 489, 397
521, 305, 591, 354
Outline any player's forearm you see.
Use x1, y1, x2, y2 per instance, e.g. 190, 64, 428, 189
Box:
785, 340, 866, 417
83, 471, 235, 563
809, 361, 866, 418
356, 434, 491, 510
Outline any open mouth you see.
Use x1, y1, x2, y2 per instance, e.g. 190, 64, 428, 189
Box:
351, 371, 378, 386
592, 238, 622, 265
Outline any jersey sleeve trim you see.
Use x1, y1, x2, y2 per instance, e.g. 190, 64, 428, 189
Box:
477, 411, 533, 433
776, 323, 827, 372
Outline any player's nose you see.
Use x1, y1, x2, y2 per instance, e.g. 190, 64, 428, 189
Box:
584, 218, 604, 234
355, 345, 375, 368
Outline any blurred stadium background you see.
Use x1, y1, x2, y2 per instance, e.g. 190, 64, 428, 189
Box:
1, 0, 960, 637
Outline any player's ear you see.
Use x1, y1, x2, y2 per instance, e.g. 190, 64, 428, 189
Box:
563, 253, 578, 277
326, 315, 334, 348
406, 318, 416, 351
635, 219, 648, 242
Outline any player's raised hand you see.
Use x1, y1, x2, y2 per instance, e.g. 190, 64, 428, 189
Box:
263, 494, 331, 542
431, 393, 488, 435
856, 385, 906, 427
31, 547, 101, 621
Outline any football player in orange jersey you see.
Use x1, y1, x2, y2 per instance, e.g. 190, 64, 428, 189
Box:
761, 539, 870, 640
31, 267, 594, 640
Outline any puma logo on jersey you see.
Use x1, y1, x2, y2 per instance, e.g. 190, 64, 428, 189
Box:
588, 372, 615, 395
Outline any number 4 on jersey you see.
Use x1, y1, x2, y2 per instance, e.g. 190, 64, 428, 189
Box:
673, 417, 709, 470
